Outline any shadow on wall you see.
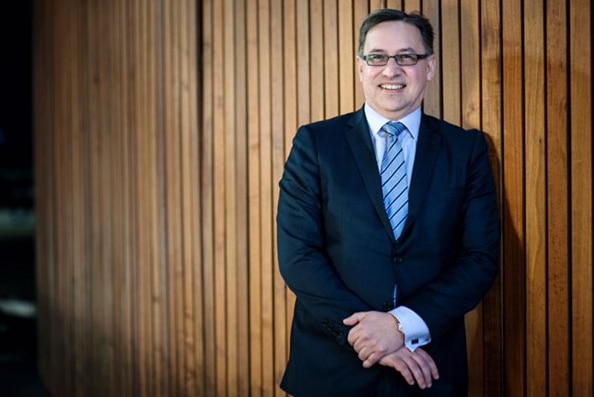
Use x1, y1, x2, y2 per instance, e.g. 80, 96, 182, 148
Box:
0, 0, 51, 395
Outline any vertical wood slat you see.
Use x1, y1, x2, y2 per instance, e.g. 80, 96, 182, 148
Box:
245, 0, 262, 393
421, 0, 441, 118
441, 0, 461, 124
309, 0, 324, 122
222, 0, 239, 395
233, 0, 251, 395
569, 1, 593, 396
523, 2, 548, 396
479, 1, 503, 395
33, 1, 593, 396
282, 0, 298, 367
185, 1, 204, 394
323, 0, 339, 119
353, 1, 369, 105
458, 3, 483, 396
501, 0, 526, 395
545, 2, 570, 396
270, 0, 288, 395
258, 1, 275, 395
201, 0, 216, 396
338, 4, 355, 114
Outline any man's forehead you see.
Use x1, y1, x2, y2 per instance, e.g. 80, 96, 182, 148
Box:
365, 21, 423, 45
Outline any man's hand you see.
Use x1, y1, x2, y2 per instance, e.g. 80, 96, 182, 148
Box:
379, 347, 440, 389
343, 311, 404, 368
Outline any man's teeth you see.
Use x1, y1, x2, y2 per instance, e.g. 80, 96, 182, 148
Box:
382, 84, 404, 90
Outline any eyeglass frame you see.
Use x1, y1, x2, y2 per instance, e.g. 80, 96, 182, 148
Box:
360, 53, 430, 66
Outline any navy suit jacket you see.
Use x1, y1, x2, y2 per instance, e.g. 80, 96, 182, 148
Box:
277, 108, 500, 397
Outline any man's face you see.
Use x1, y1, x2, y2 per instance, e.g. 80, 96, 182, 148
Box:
358, 20, 436, 120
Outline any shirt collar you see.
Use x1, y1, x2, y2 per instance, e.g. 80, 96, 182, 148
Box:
364, 104, 421, 141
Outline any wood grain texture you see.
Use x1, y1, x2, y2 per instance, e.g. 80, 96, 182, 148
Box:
33, 1, 593, 396
569, 1, 593, 397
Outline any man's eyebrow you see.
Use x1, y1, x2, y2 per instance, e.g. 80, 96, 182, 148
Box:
396, 47, 419, 53
366, 47, 419, 53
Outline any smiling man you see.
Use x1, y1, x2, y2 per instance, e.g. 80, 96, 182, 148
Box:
277, 9, 500, 397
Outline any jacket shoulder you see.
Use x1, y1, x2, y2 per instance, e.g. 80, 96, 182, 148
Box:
422, 114, 483, 135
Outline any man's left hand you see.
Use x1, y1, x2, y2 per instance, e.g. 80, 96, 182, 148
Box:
379, 346, 439, 389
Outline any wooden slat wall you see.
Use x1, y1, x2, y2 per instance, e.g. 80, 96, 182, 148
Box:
33, 0, 592, 396
34, 0, 203, 395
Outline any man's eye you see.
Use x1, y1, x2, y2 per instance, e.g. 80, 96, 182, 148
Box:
398, 54, 416, 61
368, 54, 387, 62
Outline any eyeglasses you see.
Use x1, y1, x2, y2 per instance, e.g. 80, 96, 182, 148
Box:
360, 53, 430, 66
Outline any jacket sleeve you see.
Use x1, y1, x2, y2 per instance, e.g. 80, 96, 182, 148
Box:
277, 126, 372, 345
403, 130, 500, 338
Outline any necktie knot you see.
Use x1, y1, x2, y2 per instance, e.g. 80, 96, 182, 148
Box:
382, 121, 406, 140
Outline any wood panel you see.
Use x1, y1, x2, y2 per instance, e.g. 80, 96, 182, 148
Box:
479, 1, 503, 395
569, 1, 593, 396
501, 1, 526, 395
35, 0, 203, 395
33, 0, 593, 396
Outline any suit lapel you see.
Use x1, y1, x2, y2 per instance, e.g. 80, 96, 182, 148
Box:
344, 110, 395, 236
403, 115, 442, 235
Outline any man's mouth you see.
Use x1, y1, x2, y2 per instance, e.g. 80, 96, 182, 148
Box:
380, 83, 405, 90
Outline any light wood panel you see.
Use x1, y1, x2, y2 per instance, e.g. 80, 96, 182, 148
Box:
34, 0, 593, 396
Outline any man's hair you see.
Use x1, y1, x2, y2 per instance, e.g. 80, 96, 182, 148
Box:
358, 9, 435, 56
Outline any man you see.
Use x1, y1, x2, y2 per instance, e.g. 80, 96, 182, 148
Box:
277, 8, 500, 397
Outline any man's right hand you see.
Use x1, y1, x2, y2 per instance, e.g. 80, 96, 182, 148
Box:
379, 347, 439, 389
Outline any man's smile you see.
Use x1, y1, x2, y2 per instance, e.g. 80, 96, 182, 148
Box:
380, 83, 406, 90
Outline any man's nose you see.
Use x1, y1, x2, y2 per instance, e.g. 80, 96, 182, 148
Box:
382, 58, 402, 76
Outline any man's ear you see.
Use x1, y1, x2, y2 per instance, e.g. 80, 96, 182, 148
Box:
426, 54, 437, 81
356, 56, 365, 82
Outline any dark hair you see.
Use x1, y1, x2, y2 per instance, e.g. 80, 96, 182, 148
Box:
358, 9, 434, 56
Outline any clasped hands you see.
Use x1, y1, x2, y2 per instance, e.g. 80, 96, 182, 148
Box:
343, 311, 439, 389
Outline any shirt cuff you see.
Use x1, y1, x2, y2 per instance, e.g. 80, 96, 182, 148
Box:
389, 306, 431, 351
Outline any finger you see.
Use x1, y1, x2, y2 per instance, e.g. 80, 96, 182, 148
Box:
342, 312, 363, 326
382, 355, 415, 385
395, 361, 415, 385
351, 328, 378, 353
349, 329, 368, 351
357, 346, 376, 366
398, 351, 430, 389
415, 348, 440, 380
362, 351, 382, 368
357, 345, 384, 368
347, 325, 365, 347
357, 346, 367, 362
346, 328, 356, 347
410, 356, 432, 389
401, 350, 432, 388
407, 361, 427, 388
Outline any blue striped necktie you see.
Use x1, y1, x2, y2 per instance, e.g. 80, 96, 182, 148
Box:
380, 121, 408, 238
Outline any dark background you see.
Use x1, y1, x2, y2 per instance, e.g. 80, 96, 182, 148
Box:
0, 0, 50, 395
